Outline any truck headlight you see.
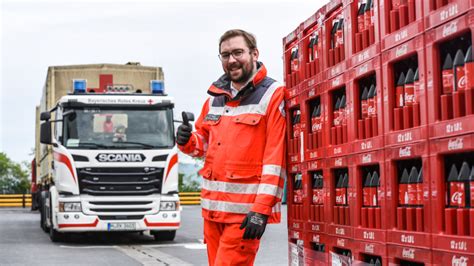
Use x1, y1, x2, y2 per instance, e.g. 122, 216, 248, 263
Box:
59, 202, 82, 212
160, 201, 177, 211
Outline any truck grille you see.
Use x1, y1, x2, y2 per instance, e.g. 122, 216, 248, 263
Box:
77, 167, 163, 196
82, 198, 158, 216
90, 208, 151, 212
98, 215, 144, 220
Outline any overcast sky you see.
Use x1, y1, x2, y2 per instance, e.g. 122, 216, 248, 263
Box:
0, 0, 324, 163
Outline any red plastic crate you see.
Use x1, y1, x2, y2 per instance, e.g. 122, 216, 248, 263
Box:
425, 11, 474, 140
303, 231, 330, 265
382, 35, 429, 147
324, 0, 343, 14
348, 56, 385, 153
288, 232, 305, 265
287, 162, 306, 230
387, 244, 433, 265
322, 0, 348, 79
351, 149, 388, 244
345, 0, 382, 68
429, 134, 474, 255
302, 82, 327, 161
327, 236, 356, 265
424, 0, 474, 30
305, 159, 328, 235
379, 0, 425, 51
353, 241, 388, 265
326, 156, 355, 240
301, 10, 326, 82
288, 229, 305, 250
385, 141, 432, 249
288, 204, 305, 229
325, 74, 353, 157
432, 249, 474, 265
283, 24, 304, 89
287, 96, 305, 164
286, 83, 302, 100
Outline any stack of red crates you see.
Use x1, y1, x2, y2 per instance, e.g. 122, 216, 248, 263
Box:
284, 0, 474, 264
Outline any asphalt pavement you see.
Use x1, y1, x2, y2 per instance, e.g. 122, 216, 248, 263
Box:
0, 205, 288, 265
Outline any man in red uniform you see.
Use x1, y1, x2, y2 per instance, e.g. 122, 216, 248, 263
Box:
176, 29, 286, 265
103, 115, 114, 133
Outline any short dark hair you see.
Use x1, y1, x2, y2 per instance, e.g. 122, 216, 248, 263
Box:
219, 29, 257, 52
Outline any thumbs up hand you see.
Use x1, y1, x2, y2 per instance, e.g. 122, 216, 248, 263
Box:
176, 111, 193, 146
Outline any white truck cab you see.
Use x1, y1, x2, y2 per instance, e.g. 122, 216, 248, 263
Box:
35, 64, 189, 242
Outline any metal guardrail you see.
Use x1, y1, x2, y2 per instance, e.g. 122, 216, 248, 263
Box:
0, 192, 201, 208
0, 194, 32, 208
179, 192, 201, 205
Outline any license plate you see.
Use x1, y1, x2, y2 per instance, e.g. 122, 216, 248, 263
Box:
107, 222, 136, 231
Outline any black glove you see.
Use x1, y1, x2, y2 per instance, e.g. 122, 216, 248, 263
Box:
176, 112, 193, 146
240, 211, 268, 240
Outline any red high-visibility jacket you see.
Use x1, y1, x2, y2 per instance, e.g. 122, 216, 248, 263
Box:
179, 62, 287, 224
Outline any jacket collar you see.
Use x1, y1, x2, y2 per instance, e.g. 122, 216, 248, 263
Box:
207, 62, 267, 100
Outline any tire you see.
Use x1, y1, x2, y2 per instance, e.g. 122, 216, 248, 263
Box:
40, 193, 49, 233
49, 225, 64, 242
49, 198, 65, 243
152, 230, 176, 241
31, 192, 39, 211
40, 204, 46, 232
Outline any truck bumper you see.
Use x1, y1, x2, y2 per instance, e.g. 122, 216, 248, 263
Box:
56, 211, 180, 232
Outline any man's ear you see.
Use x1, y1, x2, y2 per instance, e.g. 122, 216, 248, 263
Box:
252, 48, 259, 62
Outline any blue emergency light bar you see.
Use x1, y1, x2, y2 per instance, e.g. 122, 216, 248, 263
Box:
150, 80, 164, 94
73, 79, 87, 93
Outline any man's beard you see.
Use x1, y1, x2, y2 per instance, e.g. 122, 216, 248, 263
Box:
226, 58, 255, 84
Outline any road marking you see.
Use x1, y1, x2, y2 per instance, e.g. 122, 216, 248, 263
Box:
143, 242, 205, 248
60, 241, 207, 250
60, 245, 118, 249
117, 245, 192, 266
183, 243, 206, 250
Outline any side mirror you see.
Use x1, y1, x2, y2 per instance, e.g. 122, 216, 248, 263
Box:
40, 121, 52, 145
40, 112, 51, 121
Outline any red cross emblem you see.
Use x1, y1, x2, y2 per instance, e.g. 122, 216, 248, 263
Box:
148, 99, 154, 105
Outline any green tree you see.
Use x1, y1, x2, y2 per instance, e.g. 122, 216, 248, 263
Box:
0, 153, 30, 194
178, 173, 201, 192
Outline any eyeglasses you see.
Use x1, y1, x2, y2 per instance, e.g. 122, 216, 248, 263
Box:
218, 49, 248, 62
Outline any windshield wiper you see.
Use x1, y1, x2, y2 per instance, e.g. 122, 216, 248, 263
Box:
76, 142, 110, 149
112, 141, 155, 149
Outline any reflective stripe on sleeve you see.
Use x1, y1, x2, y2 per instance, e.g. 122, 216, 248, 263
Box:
272, 202, 281, 213
200, 198, 252, 214
256, 183, 280, 197
262, 164, 285, 177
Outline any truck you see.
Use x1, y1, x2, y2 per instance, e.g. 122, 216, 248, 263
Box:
33, 62, 188, 242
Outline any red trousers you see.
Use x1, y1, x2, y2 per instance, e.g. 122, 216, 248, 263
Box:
204, 219, 260, 266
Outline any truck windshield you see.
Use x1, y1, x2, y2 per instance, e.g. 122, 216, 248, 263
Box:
62, 107, 174, 149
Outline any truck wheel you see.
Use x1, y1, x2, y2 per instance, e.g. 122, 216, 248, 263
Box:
49, 226, 65, 242
40, 204, 46, 232
40, 195, 49, 233
49, 198, 65, 242
152, 230, 176, 241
